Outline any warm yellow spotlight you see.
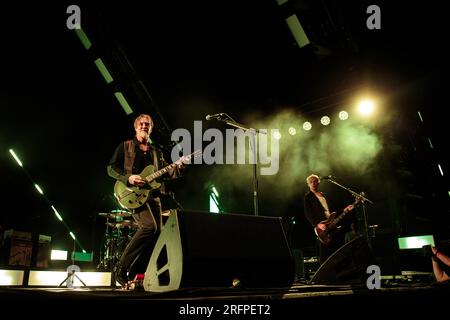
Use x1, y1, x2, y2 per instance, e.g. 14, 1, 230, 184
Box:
357, 99, 375, 115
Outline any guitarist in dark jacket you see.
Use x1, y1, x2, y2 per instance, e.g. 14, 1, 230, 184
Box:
107, 114, 187, 287
304, 174, 354, 265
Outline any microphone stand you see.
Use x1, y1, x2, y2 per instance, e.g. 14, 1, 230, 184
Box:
209, 113, 265, 216
324, 177, 374, 246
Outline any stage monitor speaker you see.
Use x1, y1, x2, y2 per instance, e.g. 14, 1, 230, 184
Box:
310, 236, 374, 285
143, 210, 295, 292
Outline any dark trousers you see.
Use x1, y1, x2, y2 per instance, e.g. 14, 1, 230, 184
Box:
118, 198, 161, 274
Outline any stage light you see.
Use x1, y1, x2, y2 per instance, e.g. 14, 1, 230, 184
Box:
34, 184, 44, 195
302, 121, 312, 131
338, 111, 349, 120
273, 131, 282, 140
51, 250, 68, 261
357, 99, 375, 116
114, 91, 134, 115
8, 149, 86, 253
320, 116, 330, 126
209, 185, 223, 213
288, 127, 297, 135
398, 235, 435, 249
72, 251, 93, 262
51, 206, 63, 221
0, 270, 24, 286
417, 111, 424, 123
74, 26, 92, 50
28, 270, 111, 287
209, 195, 220, 213
211, 186, 219, 197
285, 14, 310, 48
94, 58, 114, 84
9, 149, 23, 167
438, 164, 444, 176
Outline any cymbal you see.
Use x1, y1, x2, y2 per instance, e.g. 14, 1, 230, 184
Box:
111, 209, 130, 213
98, 212, 115, 218
110, 210, 132, 217
98, 211, 132, 218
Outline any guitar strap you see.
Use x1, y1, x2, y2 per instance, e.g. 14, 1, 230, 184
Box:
152, 148, 159, 171
124, 139, 160, 173
123, 140, 135, 174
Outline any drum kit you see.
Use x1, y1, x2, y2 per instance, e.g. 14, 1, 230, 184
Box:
96, 209, 137, 271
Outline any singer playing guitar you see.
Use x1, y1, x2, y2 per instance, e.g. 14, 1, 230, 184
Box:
107, 114, 190, 287
303, 174, 356, 265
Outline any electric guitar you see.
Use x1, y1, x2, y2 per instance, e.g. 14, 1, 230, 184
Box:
114, 150, 202, 209
314, 196, 363, 245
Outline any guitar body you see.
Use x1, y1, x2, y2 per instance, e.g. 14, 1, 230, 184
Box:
114, 165, 162, 210
113, 150, 202, 210
314, 195, 362, 245
314, 212, 339, 245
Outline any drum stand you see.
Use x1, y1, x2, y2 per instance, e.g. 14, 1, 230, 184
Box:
97, 220, 122, 271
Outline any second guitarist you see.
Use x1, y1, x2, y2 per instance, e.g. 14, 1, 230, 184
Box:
107, 114, 188, 287
303, 174, 355, 265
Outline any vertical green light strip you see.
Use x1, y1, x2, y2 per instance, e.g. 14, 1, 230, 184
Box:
285, 14, 310, 48
114, 92, 134, 115
74, 27, 92, 50
8, 148, 87, 253
9, 149, 23, 167
427, 138, 433, 149
437, 164, 444, 176
94, 58, 114, 84
417, 111, 423, 122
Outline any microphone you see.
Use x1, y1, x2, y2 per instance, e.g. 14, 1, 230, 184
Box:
205, 113, 225, 120
320, 175, 335, 180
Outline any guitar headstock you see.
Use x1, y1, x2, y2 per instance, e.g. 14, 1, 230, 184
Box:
353, 193, 365, 206
190, 149, 203, 159
181, 150, 202, 164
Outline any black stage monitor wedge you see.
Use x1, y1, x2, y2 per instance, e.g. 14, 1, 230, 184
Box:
310, 235, 375, 285
143, 210, 295, 292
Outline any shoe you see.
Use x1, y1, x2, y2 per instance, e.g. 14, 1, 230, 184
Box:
113, 264, 129, 286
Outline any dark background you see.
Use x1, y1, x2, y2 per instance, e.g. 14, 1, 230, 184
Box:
0, 1, 448, 267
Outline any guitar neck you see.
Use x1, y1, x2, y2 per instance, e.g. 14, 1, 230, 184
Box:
332, 211, 347, 225
331, 199, 360, 225
146, 163, 177, 182
143, 151, 201, 182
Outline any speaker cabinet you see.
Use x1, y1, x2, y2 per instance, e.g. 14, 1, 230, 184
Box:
310, 236, 374, 285
143, 210, 295, 292
1, 230, 33, 267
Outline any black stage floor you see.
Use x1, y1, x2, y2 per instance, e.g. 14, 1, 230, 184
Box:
1, 280, 448, 318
